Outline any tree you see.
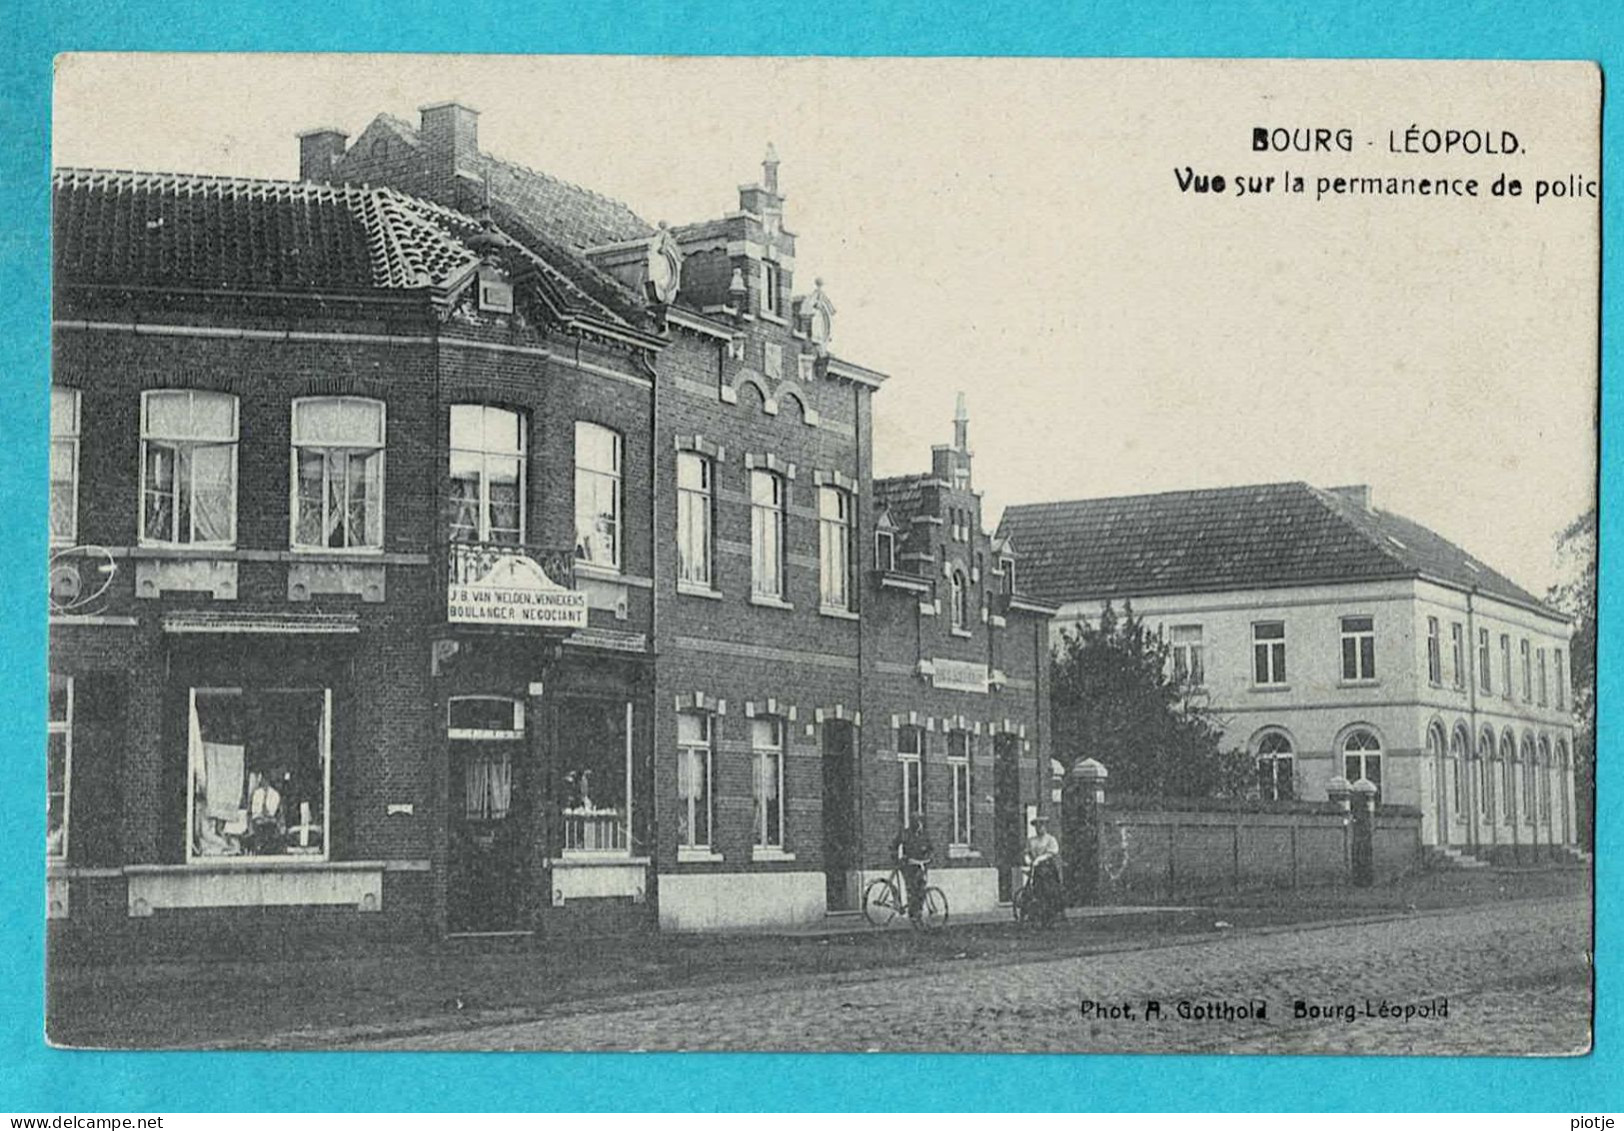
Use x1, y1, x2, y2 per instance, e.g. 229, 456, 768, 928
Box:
1051, 601, 1252, 798
1547, 508, 1596, 848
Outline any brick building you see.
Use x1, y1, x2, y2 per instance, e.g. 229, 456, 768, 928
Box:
999, 482, 1581, 865
46, 103, 1055, 950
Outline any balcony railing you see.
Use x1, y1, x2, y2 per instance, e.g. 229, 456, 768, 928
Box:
446, 540, 586, 629
562, 806, 630, 853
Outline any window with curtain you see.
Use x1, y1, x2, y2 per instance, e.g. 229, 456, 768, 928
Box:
47, 673, 72, 860
574, 423, 622, 569
1171, 625, 1205, 686
291, 397, 385, 550
752, 716, 784, 848
141, 390, 238, 546
188, 687, 331, 861
676, 712, 714, 850
449, 697, 523, 823
676, 452, 713, 587
449, 405, 525, 544
750, 470, 785, 599
50, 388, 80, 545
1256, 731, 1294, 801
819, 485, 854, 610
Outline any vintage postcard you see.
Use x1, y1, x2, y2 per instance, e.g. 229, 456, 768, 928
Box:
45, 54, 1596, 1055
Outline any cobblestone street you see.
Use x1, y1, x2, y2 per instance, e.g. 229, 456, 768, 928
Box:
350, 895, 1591, 1055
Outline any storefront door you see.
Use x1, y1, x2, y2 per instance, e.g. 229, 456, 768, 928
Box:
821, 721, 857, 910
447, 697, 527, 934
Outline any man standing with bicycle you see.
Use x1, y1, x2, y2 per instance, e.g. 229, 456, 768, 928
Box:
891, 811, 934, 924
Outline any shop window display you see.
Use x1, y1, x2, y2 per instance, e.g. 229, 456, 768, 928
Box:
558, 698, 632, 854
188, 687, 331, 861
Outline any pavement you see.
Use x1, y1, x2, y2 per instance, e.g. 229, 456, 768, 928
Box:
310, 894, 1591, 1054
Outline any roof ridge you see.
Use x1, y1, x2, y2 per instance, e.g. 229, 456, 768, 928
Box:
1302, 484, 1416, 574
1002, 480, 1311, 513
54, 166, 365, 198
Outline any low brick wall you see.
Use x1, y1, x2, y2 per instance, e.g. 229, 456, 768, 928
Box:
1091, 796, 1422, 903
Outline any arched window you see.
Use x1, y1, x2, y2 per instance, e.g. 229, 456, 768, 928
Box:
1343, 729, 1382, 799
1538, 737, 1553, 825
949, 568, 969, 631
1520, 735, 1537, 826
1449, 726, 1468, 816
1479, 727, 1497, 823
1500, 732, 1517, 823
1255, 731, 1294, 801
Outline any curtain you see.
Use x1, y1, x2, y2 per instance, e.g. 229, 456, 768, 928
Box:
466, 750, 513, 821
190, 443, 234, 543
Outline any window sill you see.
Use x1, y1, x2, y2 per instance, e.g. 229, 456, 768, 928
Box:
677, 581, 724, 600
1340, 679, 1381, 689
947, 846, 980, 860
1250, 683, 1292, 693
750, 594, 794, 611
134, 542, 239, 557
758, 311, 789, 327
819, 605, 860, 621
677, 847, 725, 863
573, 561, 625, 582
553, 854, 650, 867
290, 545, 384, 558
950, 628, 974, 639
751, 847, 796, 862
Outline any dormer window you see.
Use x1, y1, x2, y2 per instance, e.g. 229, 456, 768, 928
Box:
875, 528, 896, 573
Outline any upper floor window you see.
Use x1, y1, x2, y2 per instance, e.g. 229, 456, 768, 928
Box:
948, 730, 972, 847
750, 470, 785, 599
676, 452, 714, 588
50, 388, 81, 545
1537, 647, 1549, 707
761, 260, 783, 318
47, 673, 72, 860
875, 528, 896, 573
898, 726, 923, 822
1500, 635, 1512, 700
1340, 615, 1376, 682
574, 423, 622, 570
1520, 639, 1533, 702
1256, 731, 1294, 801
1000, 556, 1016, 596
818, 486, 854, 611
1253, 621, 1287, 685
949, 568, 970, 631
1450, 622, 1466, 689
676, 712, 714, 851
752, 716, 785, 849
1478, 628, 1492, 694
1425, 617, 1442, 685
291, 396, 384, 550
448, 405, 525, 544
1554, 649, 1566, 710
142, 389, 238, 547
1171, 625, 1205, 686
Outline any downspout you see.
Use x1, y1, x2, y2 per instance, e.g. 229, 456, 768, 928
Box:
1465, 587, 1481, 851
643, 339, 662, 916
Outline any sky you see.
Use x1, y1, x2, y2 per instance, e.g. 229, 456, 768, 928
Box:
52, 55, 1600, 595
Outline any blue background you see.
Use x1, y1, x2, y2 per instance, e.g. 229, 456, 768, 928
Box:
1, 0, 1617, 1112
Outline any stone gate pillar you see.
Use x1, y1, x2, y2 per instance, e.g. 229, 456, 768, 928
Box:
1350, 778, 1378, 887
1064, 758, 1108, 906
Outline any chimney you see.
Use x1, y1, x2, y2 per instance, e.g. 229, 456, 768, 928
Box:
419, 101, 482, 208
1327, 484, 1373, 511
953, 391, 970, 452
297, 128, 348, 183
739, 142, 783, 217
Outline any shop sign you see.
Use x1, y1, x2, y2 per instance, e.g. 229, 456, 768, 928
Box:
931, 657, 990, 694
448, 551, 587, 628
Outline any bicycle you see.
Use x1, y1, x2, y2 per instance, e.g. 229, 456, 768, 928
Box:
862, 860, 949, 930
1011, 857, 1064, 928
